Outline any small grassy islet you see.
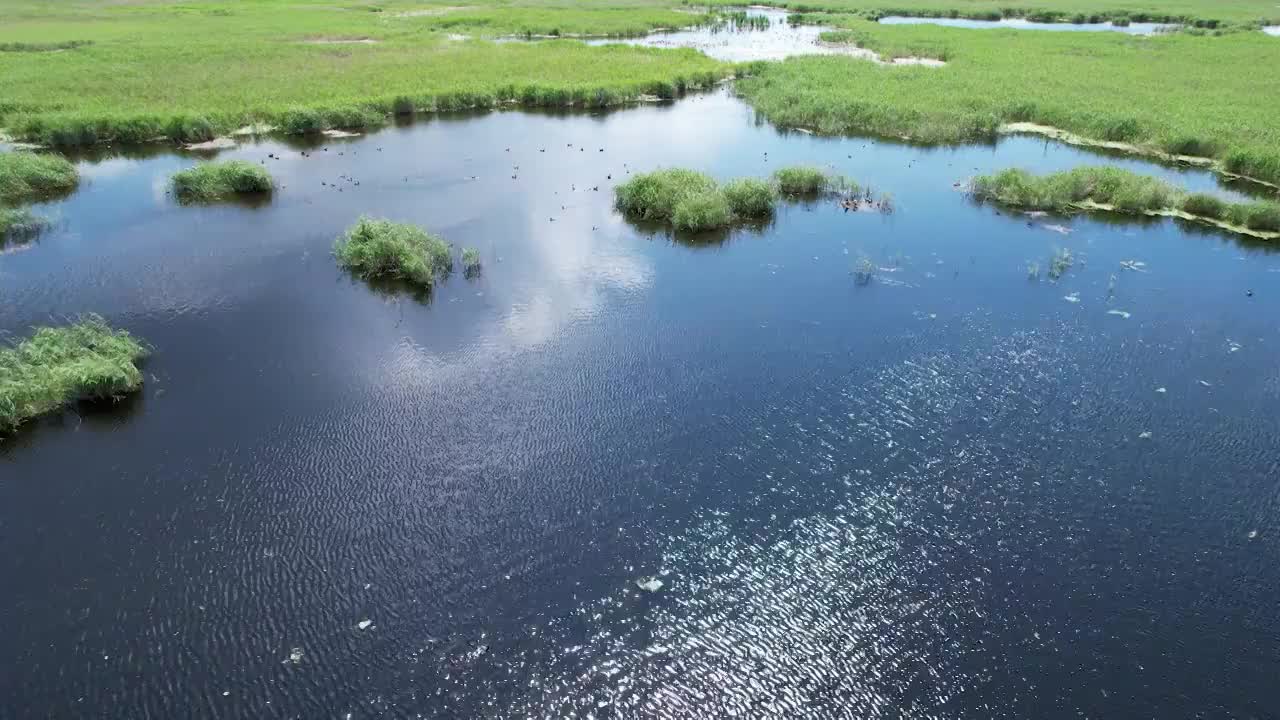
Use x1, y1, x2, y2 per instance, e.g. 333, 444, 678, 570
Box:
0, 315, 149, 434
170, 160, 273, 202
772, 166, 835, 195
615, 166, 855, 232
972, 166, 1280, 234
334, 216, 454, 290
0, 151, 79, 203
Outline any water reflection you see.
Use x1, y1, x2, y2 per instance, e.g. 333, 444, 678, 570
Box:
879, 15, 1177, 34
581, 7, 939, 63
4, 87, 1280, 720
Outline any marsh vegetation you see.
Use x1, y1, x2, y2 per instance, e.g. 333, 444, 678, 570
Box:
0, 207, 48, 243
0, 316, 149, 434
615, 166, 865, 232
0, 152, 79, 203
334, 216, 453, 290
170, 161, 273, 202
972, 167, 1280, 233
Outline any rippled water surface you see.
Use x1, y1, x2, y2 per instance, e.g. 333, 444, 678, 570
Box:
3, 90, 1280, 718
878, 15, 1177, 34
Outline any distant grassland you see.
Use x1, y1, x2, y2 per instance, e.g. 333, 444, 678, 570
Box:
0, 0, 727, 145
738, 22, 1280, 184
705, 0, 1280, 24
3, 0, 1280, 186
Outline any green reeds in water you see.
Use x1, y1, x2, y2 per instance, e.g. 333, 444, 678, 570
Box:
0, 315, 149, 434
614, 169, 777, 232
615, 166, 858, 232
772, 166, 831, 196
461, 247, 482, 278
0, 207, 50, 244
334, 216, 452, 289
614, 168, 719, 223
972, 166, 1280, 233
171, 160, 273, 202
852, 256, 876, 285
721, 178, 776, 218
1048, 247, 1074, 280
0, 151, 79, 203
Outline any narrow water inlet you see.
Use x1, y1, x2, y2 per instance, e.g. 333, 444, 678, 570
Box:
878, 15, 1178, 34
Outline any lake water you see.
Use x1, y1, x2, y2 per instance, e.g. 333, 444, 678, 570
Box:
3, 89, 1279, 717
878, 16, 1177, 34
583, 7, 941, 63
1264, 26, 1280, 36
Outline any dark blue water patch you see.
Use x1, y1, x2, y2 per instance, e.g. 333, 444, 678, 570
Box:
878, 15, 1178, 34
2, 90, 1279, 718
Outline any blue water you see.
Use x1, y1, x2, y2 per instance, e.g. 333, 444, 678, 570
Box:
878, 16, 1177, 34
2, 90, 1279, 717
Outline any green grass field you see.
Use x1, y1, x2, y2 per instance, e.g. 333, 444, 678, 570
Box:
739, 21, 1280, 184
2, 0, 1279, 185
0, 0, 727, 145
763, 0, 1279, 24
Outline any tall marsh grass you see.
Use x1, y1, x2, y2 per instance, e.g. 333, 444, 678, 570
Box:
334, 216, 453, 289
772, 166, 832, 195
0, 207, 48, 242
736, 24, 1280, 185
0, 315, 149, 433
0, 152, 79, 203
170, 161, 273, 202
721, 178, 777, 217
615, 167, 849, 232
971, 166, 1280, 233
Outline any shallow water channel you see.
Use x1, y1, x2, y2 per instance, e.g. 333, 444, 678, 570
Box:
582, 6, 940, 63
877, 15, 1177, 34
3, 90, 1280, 717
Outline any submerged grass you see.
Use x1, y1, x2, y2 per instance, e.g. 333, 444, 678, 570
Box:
972, 166, 1280, 233
0, 207, 49, 242
334, 216, 452, 289
170, 161, 273, 202
0, 152, 79, 203
461, 247, 482, 273
0, 315, 149, 434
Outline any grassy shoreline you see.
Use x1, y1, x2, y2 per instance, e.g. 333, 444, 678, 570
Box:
737, 23, 1280, 186
3, 0, 1279, 189
971, 166, 1280, 237
0, 0, 728, 147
